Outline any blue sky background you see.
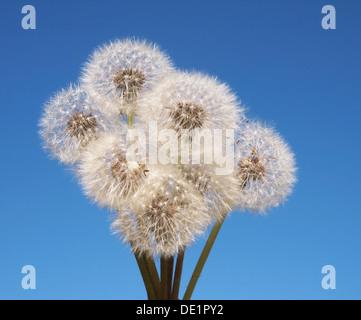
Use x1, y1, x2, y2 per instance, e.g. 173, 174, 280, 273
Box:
0, 0, 360, 300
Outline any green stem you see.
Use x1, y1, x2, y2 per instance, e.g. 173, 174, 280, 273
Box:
144, 255, 161, 299
160, 256, 174, 300
134, 254, 157, 300
171, 248, 185, 300
128, 111, 134, 128
183, 215, 227, 300
160, 257, 169, 300
167, 256, 174, 299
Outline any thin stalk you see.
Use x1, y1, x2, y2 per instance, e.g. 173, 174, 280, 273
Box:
167, 256, 174, 299
160, 256, 174, 300
171, 248, 185, 300
144, 255, 161, 299
183, 215, 227, 300
160, 257, 169, 300
128, 111, 134, 127
134, 254, 157, 300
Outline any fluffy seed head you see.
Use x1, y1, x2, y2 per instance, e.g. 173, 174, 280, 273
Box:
78, 129, 149, 210
137, 71, 244, 134
81, 39, 173, 117
235, 122, 297, 213
117, 168, 212, 257
39, 85, 108, 165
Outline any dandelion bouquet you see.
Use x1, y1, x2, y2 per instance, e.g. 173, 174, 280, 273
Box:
39, 39, 296, 300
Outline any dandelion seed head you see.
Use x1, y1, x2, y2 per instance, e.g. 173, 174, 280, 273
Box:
124, 168, 212, 257
78, 129, 149, 210
137, 71, 244, 134
236, 122, 297, 213
81, 39, 173, 117
39, 85, 108, 165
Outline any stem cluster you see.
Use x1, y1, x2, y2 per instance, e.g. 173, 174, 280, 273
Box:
134, 216, 226, 300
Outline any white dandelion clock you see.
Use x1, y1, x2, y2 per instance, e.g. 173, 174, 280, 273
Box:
235, 122, 297, 213
137, 71, 244, 135
78, 128, 150, 210
39, 85, 109, 165
81, 39, 173, 117
127, 168, 212, 257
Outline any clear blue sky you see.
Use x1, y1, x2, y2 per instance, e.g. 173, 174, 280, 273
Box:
1, 0, 360, 300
